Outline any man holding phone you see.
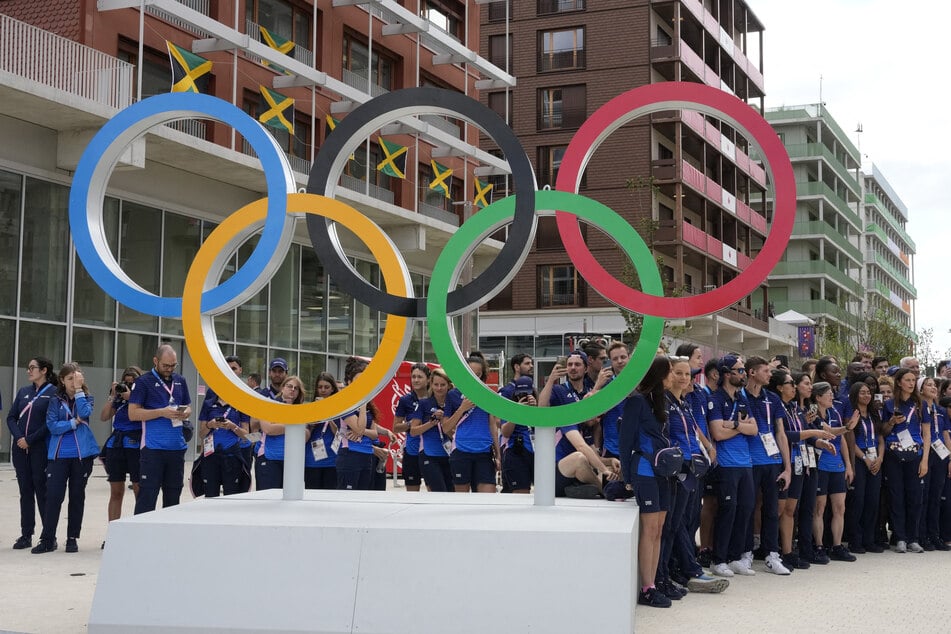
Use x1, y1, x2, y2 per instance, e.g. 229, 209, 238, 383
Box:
499, 353, 536, 493
198, 355, 251, 497
129, 344, 192, 514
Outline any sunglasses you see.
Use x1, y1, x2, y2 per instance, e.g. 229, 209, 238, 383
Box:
731, 368, 747, 374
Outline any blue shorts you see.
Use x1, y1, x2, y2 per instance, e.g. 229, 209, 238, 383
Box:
817, 469, 847, 496
634, 474, 671, 514
501, 447, 533, 491
779, 470, 804, 501
401, 453, 421, 486
450, 449, 496, 488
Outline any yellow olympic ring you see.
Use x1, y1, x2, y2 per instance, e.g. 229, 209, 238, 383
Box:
182, 193, 412, 424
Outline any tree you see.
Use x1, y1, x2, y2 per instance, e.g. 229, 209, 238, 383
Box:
916, 327, 938, 373
859, 301, 914, 363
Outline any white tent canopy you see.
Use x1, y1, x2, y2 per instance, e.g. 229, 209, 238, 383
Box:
773, 309, 816, 326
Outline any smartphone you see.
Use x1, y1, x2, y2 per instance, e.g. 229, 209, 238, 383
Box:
775, 355, 789, 368
555, 355, 568, 368
809, 404, 818, 415
177, 405, 188, 412
874, 394, 884, 404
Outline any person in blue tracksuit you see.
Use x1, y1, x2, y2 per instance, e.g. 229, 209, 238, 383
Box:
410, 368, 460, 492
500, 375, 536, 494
33, 363, 99, 554
257, 375, 306, 490
444, 353, 500, 493
7, 356, 57, 550
811, 381, 856, 562
129, 344, 192, 515
393, 364, 431, 492
198, 357, 252, 497
334, 356, 378, 491
844, 380, 886, 553
99, 366, 144, 527
305, 373, 342, 490
881, 368, 929, 553
917, 376, 949, 550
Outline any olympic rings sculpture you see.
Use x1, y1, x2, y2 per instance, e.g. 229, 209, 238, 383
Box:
68, 82, 795, 427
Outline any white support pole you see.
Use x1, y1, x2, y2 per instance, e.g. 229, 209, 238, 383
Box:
283, 424, 306, 500
533, 427, 555, 506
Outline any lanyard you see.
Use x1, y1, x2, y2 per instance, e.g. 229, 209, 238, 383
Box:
785, 401, 802, 433
666, 394, 690, 442
19, 382, 53, 433
151, 369, 175, 402
743, 388, 771, 430
860, 411, 874, 445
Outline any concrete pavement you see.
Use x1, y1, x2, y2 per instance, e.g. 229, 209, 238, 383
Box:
1, 462, 951, 632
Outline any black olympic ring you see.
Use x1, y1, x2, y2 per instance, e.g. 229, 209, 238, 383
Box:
306, 87, 537, 318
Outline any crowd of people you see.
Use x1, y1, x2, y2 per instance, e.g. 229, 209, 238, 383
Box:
6, 341, 949, 612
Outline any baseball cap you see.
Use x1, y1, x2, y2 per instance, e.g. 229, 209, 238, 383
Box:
269, 358, 288, 371
886, 365, 900, 377
513, 376, 534, 396
567, 350, 589, 366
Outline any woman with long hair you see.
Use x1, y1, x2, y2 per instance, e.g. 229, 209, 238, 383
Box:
918, 376, 950, 550
409, 367, 457, 492
771, 370, 833, 570
100, 366, 144, 522
793, 372, 834, 565
881, 368, 929, 553
442, 353, 501, 493
811, 381, 856, 562
33, 363, 99, 554
619, 355, 674, 608
257, 376, 306, 490
844, 380, 885, 553
392, 364, 431, 492
305, 372, 340, 490
8, 356, 58, 550
335, 357, 379, 491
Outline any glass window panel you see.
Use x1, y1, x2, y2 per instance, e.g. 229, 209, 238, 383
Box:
405, 321, 423, 364
203, 221, 236, 340
269, 244, 300, 348
507, 335, 536, 357
299, 352, 326, 394
353, 259, 379, 356
20, 178, 69, 321
0, 318, 14, 450
235, 345, 268, 382
74, 197, 119, 326
478, 336, 506, 354
17, 321, 66, 371
270, 348, 298, 376
0, 170, 22, 316
117, 332, 158, 371
71, 327, 116, 442
235, 236, 268, 345
161, 212, 202, 337
422, 323, 434, 363
536, 335, 563, 357
117, 201, 162, 332
327, 270, 352, 355
300, 247, 326, 351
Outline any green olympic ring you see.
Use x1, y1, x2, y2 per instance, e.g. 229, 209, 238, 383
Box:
427, 189, 664, 427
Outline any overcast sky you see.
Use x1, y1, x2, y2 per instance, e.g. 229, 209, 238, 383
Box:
751, 0, 949, 358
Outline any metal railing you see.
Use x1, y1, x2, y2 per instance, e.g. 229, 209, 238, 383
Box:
792, 221, 863, 264
538, 0, 587, 13
538, 50, 586, 72
165, 118, 207, 140
0, 13, 133, 110
341, 68, 389, 97
245, 19, 314, 68
865, 193, 916, 250
340, 173, 395, 206
418, 201, 459, 226
771, 260, 863, 297
147, 0, 211, 35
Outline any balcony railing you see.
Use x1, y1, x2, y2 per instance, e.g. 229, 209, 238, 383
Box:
792, 221, 863, 264
245, 19, 314, 68
420, 114, 462, 139
0, 13, 133, 111
147, 0, 211, 35
418, 201, 459, 226
340, 173, 396, 206
341, 68, 389, 97
538, 0, 587, 13
784, 143, 860, 196
865, 193, 916, 250
165, 118, 207, 140
794, 181, 863, 230
771, 260, 863, 297
865, 251, 917, 298
538, 50, 586, 72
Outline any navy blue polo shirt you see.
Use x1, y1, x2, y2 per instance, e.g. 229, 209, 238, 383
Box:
130, 369, 191, 451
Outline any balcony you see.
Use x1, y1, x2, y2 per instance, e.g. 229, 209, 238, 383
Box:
792, 221, 863, 264
865, 251, 917, 299
340, 173, 396, 206
341, 68, 389, 98
653, 160, 767, 233
776, 299, 853, 326
784, 143, 860, 197
0, 13, 133, 111
538, 0, 587, 13
538, 50, 586, 73
865, 193, 916, 250
418, 201, 459, 226
794, 181, 863, 231
148, 0, 211, 36
866, 222, 907, 260
245, 19, 314, 68
771, 260, 863, 297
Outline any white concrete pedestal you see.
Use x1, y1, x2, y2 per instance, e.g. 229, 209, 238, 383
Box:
89, 491, 638, 633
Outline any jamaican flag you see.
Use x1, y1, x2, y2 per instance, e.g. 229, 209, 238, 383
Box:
429, 160, 453, 199
378, 139, 407, 179
259, 26, 295, 74
473, 179, 493, 209
258, 86, 294, 134
326, 115, 354, 160
167, 41, 211, 93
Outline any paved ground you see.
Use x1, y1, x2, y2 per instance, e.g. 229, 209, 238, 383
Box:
1, 462, 951, 633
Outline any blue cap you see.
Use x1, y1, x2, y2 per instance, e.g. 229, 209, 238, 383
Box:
269, 358, 288, 371
886, 365, 900, 376
718, 354, 740, 373
568, 350, 589, 366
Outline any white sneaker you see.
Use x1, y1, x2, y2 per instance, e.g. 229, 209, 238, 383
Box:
741, 551, 754, 568
765, 552, 792, 575
908, 542, 925, 553
711, 562, 735, 577
895, 541, 907, 553
728, 559, 756, 576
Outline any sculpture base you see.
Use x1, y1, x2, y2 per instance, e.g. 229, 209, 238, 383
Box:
89, 490, 638, 634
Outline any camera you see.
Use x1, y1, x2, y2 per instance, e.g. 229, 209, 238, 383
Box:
115, 383, 128, 394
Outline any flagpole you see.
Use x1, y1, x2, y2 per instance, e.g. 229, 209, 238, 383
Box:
230, 0, 238, 151
137, 0, 144, 102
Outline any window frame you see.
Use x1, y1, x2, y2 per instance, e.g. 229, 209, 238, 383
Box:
537, 26, 586, 72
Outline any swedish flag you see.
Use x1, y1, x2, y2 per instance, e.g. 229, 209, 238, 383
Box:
429, 160, 453, 199
378, 139, 407, 179
167, 41, 211, 93
258, 86, 294, 134
474, 179, 493, 209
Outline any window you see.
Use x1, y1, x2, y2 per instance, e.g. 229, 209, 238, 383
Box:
538, 27, 585, 72
487, 3, 509, 22
343, 31, 398, 91
539, 265, 581, 307
538, 85, 585, 130
421, 0, 465, 41
117, 39, 173, 99
246, 0, 311, 46
538, 145, 565, 188
538, 0, 586, 14
345, 144, 393, 193
488, 34, 512, 71
487, 91, 513, 124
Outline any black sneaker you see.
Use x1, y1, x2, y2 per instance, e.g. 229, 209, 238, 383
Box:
638, 587, 672, 608
933, 539, 951, 552
923, 539, 936, 552
782, 552, 809, 570
808, 548, 830, 565
31, 539, 57, 554
696, 547, 713, 567
829, 545, 856, 562
849, 543, 866, 554
12, 535, 32, 550
65, 538, 78, 553
864, 543, 885, 553
655, 580, 683, 600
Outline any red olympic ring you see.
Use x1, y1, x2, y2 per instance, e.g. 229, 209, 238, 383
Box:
555, 82, 795, 318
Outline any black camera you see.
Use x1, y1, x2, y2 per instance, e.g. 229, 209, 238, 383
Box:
115, 383, 128, 394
